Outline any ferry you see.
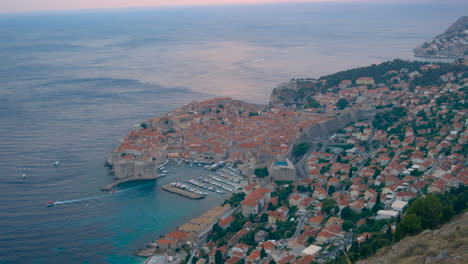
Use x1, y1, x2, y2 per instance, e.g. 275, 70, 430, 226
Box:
45, 201, 55, 207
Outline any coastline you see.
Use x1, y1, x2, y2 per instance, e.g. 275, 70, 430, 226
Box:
105, 58, 467, 262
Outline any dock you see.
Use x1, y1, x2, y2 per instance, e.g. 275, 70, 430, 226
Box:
162, 185, 205, 199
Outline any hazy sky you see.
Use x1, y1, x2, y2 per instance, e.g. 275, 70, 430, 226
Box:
0, 0, 412, 13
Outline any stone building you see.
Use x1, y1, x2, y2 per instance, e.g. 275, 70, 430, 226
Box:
269, 159, 296, 181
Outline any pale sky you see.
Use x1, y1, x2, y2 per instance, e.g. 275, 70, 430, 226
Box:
0, 0, 404, 13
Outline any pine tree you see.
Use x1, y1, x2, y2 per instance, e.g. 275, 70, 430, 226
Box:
385, 225, 393, 241
372, 192, 383, 213
215, 250, 223, 264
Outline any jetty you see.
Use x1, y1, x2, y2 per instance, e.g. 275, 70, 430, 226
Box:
162, 185, 205, 199
100, 176, 160, 191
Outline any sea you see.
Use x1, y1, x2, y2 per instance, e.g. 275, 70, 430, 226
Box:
0, 2, 466, 263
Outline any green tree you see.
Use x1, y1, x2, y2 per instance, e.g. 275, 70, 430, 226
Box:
254, 167, 269, 178
211, 223, 225, 241
307, 96, 321, 108
385, 225, 393, 241
328, 185, 336, 196
293, 143, 310, 158
336, 155, 342, 163
267, 202, 275, 211
340, 207, 355, 221
321, 199, 337, 215
260, 248, 267, 258
372, 192, 383, 213
215, 250, 223, 264
407, 194, 442, 229
336, 98, 349, 110
394, 213, 423, 241
342, 220, 355, 231
260, 213, 269, 223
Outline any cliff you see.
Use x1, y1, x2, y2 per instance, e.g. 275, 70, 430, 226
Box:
414, 16, 468, 59
269, 79, 321, 107
357, 212, 468, 264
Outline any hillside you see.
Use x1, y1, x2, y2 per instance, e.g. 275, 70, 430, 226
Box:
357, 212, 468, 264
414, 16, 468, 59
269, 79, 321, 108
268, 59, 465, 107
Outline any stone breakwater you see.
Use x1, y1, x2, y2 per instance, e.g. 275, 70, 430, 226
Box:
161, 185, 205, 199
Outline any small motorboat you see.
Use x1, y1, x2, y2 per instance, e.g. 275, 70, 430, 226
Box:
111, 190, 118, 194
53, 161, 61, 166
21, 173, 27, 179
45, 201, 55, 207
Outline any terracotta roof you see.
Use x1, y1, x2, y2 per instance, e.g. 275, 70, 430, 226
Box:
309, 216, 324, 224
219, 215, 235, 227
246, 250, 261, 260
293, 255, 315, 264
165, 230, 189, 241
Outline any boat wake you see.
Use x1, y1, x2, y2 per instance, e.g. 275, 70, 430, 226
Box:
194, 58, 265, 79
47, 183, 153, 206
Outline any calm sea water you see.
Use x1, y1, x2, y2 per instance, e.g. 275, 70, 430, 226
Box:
0, 2, 466, 263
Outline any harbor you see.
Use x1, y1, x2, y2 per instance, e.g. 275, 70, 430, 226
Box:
158, 159, 246, 199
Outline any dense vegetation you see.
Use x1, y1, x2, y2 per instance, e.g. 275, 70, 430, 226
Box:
292, 143, 310, 158
254, 167, 269, 178
223, 192, 246, 207
411, 63, 468, 87
372, 107, 407, 130
319, 59, 425, 88
332, 186, 468, 264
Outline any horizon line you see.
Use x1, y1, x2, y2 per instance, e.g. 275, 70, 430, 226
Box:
0, 0, 460, 15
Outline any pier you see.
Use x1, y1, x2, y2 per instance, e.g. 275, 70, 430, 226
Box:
162, 185, 205, 199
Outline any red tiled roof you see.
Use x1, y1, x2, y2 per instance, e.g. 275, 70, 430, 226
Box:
165, 230, 188, 241
241, 199, 258, 206
219, 215, 235, 227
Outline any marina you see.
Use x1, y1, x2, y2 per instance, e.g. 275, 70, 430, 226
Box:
208, 175, 239, 188
161, 184, 205, 200
153, 159, 244, 199
199, 177, 233, 192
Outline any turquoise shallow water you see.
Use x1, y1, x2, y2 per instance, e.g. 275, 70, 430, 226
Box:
0, 2, 467, 263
